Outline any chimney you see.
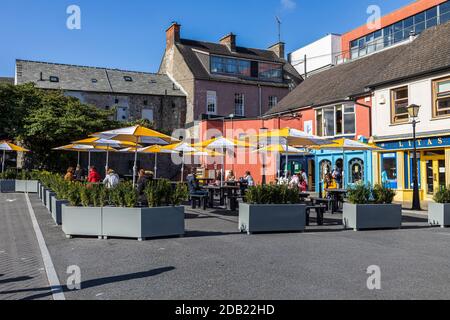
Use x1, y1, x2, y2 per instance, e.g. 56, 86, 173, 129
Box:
166, 22, 181, 49
220, 33, 236, 52
268, 42, 285, 59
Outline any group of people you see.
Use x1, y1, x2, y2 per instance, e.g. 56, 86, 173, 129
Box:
278, 169, 309, 192
214, 170, 255, 187
324, 166, 342, 190
64, 165, 120, 189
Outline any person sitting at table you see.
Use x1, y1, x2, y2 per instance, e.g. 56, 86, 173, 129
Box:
226, 170, 236, 182
242, 171, 255, 187
73, 165, 84, 181
298, 175, 308, 192
64, 167, 75, 181
187, 169, 208, 196
289, 172, 300, 189
324, 172, 337, 190
87, 166, 101, 183
278, 171, 291, 185
103, 169, 120, 189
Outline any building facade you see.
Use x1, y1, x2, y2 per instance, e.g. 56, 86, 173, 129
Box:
159, 23, 302, 130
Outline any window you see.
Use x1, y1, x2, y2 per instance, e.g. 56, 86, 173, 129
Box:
425, 7, 438, 28
414, 12, 426, 34
234, 93, 245, 116
316, 104, 356, 137
381, 153, 398, 189
391, 86, 409, 123
142, 109, 154, 122
115, 98, 119, 104
49, 76, 59, 83
206, 91, 217, 115
441, 1, 450, 24
433, 77, 450, 118
143, 100, 148, 106
124, 76, 133, 82
268, 96, 278, 109
349, 159, 364, 184
210, 56, 251, 77
91, 79, 98, 83
259, 63, 283, 81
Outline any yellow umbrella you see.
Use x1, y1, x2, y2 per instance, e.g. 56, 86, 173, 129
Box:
94, 126, 179, 186
53, 144, 115, 168
73, 137, 140, 172
0, 141, 30, 174
192, 137, 253, 186
311, 138, 382, 188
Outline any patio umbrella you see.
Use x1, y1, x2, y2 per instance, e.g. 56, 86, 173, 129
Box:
248, 128, 328, 178
73, 137, 140, 173
94, 126, 178, 187
0, 141, 30, 174
192, 137, 253, 186
311, 138, 382, 187
253, 144, 312, 180
160, 143, 199, 182
53, 144, 114, 168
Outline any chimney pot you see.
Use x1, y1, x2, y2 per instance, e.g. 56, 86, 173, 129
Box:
220, 33, 236, 52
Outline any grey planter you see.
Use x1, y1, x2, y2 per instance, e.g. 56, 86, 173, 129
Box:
103, 206, 185, 241
428, 203, 450, 228
62, 205, 103, 239
45, 190, 56, 212
42, 188, 49, 205
38, 182, 42, 199
15, 180, 39, 193
239, 203, 306, 234
51, 197, 69, 225
0, 180, 15, 193
343, 203, 402, 231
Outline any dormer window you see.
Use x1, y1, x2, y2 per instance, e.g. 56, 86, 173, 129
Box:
124, 76, 133, 82
49, 76, 59, 83
91, 79, 98, 83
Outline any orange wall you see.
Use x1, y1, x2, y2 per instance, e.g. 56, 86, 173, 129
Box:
341, 0, 446, 58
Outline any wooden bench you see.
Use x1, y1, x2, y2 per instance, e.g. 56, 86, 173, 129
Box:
190, 194, 208, 210
306, 205, 327, 226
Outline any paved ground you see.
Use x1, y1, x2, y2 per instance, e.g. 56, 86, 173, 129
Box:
1, 192, 450, 300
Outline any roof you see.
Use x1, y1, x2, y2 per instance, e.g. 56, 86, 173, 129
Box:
268, 21, 450, 115
175, 39, 302, 87
15, 60, 185, 97
0, 77, 14, 84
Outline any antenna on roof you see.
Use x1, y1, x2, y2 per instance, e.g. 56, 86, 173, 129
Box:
275, 16, 282, 43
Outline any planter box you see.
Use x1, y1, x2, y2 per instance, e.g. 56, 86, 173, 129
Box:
51, 197, 69, 225
62, 205, 103, 238
239, 203, 306, 234
343, 203, 402, 231
0, 180, 15, 193
38, 182, 42, 199
45, 190, 56, 212
42, 188, 49, 205
15, 180, 39, 193
429, 203, 450, 228
103, 206, 185, 241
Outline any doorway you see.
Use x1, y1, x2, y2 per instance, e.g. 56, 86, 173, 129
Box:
423, 150, 445, 196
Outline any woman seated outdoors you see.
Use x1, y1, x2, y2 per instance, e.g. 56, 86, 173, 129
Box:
226, 170, 236, 182
64, 167, 75, 181
289, 171, 308, 192
324, 172, 338, 198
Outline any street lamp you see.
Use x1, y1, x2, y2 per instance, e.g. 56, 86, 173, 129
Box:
407, 104, 421, 211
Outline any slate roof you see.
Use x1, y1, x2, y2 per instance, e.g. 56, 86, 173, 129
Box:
176, 39, 302, 87
15, 60, 185, 96
0, 77, 14, 84
267, 21, 450, 115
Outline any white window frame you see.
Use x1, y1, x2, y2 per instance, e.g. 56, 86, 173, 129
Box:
206, 91, 217, 115
269, 96, 278, 109
315, 103, 356, 137
234, 93, 245, 116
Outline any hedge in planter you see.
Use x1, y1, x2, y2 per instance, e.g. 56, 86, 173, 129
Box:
429, 186, 450, 228
343, 183, 402, 231
239, 184, 306, 234
0, 169, 16, 193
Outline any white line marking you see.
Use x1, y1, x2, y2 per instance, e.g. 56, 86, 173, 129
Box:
25, 193, 66, 300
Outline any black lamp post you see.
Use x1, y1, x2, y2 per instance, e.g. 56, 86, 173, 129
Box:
407, 104, 421, 211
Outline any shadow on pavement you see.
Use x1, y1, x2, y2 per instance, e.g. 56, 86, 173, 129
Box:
0, 276, 34, 285
0, 266, 175, 300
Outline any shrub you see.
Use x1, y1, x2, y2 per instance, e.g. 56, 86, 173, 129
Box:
145, 179, 172, 207
172, 183, 189, 206
347, 183, 372, 204
90, 184, 109, 207
434, 186, 450, 204
0, 168, 17, 180
66, 182, 82, 207
245, 184, 301, 205
373, 184, 396, 204
80, 185, 93, 207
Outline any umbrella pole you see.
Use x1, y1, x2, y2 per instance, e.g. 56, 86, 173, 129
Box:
77, 151, 80, 167
342, 149, 345, 189
221, 148, 225, 187
285, 140, 289, 179
154, 153, 158, 179
2, 150, 5, 174
133, 138, 138, 188
106, 149, 109, 173
181, 152, 184, 183
88, 151, 91, 168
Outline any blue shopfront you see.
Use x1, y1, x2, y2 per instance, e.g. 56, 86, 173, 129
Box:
375, 135, 450, 201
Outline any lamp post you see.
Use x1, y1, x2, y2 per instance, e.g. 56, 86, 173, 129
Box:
407, 104, 421, 211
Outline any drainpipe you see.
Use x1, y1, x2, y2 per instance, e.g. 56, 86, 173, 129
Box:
258, 85, 262, 117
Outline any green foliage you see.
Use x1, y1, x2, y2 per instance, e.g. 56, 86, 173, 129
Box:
347, 183, 372, 204
66, 182, 82, 207
0, 168, 17, 180
372, 184, 396, 204
109, 182, 137, 208
145, 179, 172, 207
245, 184, 301, 205
90, 184, 109, 207
80, 186, 93, 207
434, 186, 450, 204
172, 183, 189, 206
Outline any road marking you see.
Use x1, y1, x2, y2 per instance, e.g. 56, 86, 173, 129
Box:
25, 193, 66, 300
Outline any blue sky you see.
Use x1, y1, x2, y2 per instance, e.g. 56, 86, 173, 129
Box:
0, 0, 413, 76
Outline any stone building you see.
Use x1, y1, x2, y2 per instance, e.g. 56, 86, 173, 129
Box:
15, 59, 187, 178
159, 23, 302, 135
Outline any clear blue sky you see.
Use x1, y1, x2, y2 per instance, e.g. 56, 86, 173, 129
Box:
0, 0, 413, 76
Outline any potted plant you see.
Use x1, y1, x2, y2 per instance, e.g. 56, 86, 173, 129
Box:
62, 182, 103, 239
239, 184, 306, 235
429, 186, 450, 228
15, 170, 39, 193
0, 169, 16, 193
102, 180, 187, 241
50, 175, 70, 225
343, 183, 402, 231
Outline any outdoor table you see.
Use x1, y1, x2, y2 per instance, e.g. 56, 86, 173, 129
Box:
299, 193, 310, 201
325, 189, 347, 213
202, 185, 221, 208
